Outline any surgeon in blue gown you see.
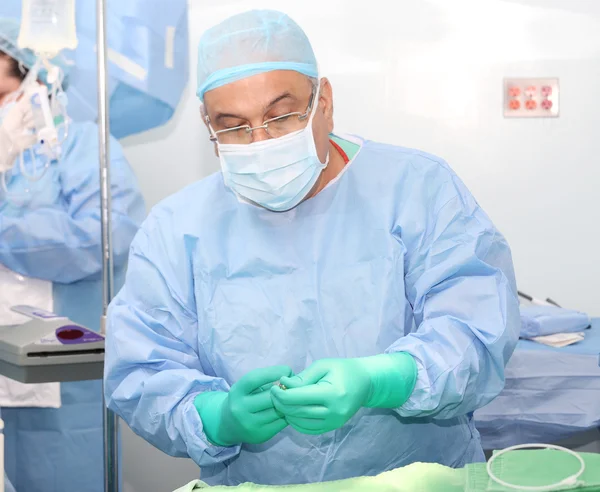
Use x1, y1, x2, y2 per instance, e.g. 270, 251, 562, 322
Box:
0, 20, 145, 492
105, 9, 520, 487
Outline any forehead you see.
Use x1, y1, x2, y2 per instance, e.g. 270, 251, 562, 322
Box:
0, 55, 18, 87
0, 55, 13, 73
203, 70, 313, 117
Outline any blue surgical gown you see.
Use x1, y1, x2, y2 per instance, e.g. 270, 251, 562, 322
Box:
105, 137, 520, 486
0, 121, 145, 492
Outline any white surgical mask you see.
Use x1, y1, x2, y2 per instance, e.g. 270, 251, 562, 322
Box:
216, 83, 329, 212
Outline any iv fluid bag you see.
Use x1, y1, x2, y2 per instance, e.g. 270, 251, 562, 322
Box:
18, 0, 78, 55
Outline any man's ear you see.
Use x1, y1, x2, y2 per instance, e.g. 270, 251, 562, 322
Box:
200, 105, 210, 129
318, 77, 334, 133
200, 106, 219, 157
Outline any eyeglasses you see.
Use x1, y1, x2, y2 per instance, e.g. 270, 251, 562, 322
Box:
207, 87, 316, 145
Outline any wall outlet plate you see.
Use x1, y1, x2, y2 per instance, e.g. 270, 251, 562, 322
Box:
504, 78, 559, 118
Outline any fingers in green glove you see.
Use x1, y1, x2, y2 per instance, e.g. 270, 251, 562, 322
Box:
278, 361, 330, 389
234, 365, 294, 395
271, 384, 332, 407
270, 393, 330, 419
249, 408, 286, 426
195, 365, 293, 447
244, 389, 284, 413
261, 418, 289, 439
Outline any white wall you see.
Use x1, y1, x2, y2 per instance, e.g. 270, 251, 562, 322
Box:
119, 1, 600, 487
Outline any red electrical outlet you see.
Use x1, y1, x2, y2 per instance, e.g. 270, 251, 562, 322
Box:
504, 78, 559, 118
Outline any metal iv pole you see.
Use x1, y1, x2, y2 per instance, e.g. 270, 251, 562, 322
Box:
96, 0, 119, 490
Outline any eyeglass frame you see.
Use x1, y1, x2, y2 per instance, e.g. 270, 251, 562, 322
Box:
205, 85, 317, 144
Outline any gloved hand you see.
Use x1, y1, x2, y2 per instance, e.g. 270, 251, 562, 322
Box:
0, 96, 36, 172
194, 365, 293, 447
271, 353, 417, 435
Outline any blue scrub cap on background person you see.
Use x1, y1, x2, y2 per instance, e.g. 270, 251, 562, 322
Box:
0, 18, 71, 90
196, 9, 318, 102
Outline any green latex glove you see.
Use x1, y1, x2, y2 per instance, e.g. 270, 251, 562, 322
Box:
194, 365, 292, 446
271, 353, 417, 435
